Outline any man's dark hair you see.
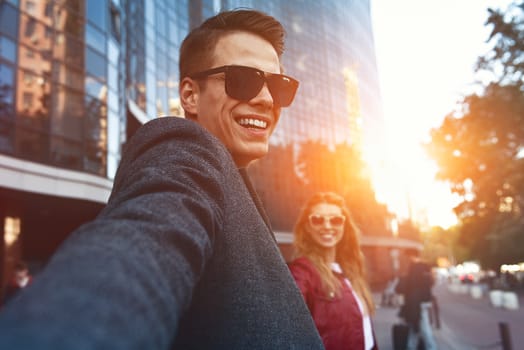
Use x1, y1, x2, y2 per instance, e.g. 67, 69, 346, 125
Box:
179, 9, 286, 80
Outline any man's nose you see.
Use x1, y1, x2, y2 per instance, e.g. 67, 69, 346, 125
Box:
250, 83, 274, 107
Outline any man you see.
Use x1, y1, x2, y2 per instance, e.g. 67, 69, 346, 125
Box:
0, 9, 324, 350
2, 261, 32, 305
397, 251, 437, 350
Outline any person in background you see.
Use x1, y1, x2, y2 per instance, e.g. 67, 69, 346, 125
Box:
2, 261, 32, 305
397, 251, 437, 350
381, 276, 400, 307
289, 191, 378, 350
0, 9, 324, 350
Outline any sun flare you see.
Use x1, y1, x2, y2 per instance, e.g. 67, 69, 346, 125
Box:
365, 134, 459, 230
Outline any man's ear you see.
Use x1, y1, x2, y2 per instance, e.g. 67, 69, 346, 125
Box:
180, 77, 199, 115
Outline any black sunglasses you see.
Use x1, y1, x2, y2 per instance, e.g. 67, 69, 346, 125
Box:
189, 65, 299, 107
308, 214, 345, 227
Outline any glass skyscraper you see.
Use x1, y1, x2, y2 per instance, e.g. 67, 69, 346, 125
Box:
0, 0, 397, 288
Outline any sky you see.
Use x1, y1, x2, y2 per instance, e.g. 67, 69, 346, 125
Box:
369, 0, 512, 228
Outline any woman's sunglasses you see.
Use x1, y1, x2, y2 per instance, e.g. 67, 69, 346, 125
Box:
308, 214, 345, 227
189, 65, 299, 107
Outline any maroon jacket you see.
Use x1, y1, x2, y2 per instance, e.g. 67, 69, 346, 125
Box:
289, 257, 378, 350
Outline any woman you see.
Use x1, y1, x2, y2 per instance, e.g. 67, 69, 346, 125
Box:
288, 192, 378, 350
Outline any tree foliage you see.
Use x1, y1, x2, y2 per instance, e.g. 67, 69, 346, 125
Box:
421, 226, 469, 267
397, 219, 421, 242
425, 1, 524, 268
476, 1, 524, 88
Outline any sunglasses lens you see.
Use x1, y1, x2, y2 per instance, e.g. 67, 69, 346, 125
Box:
267, 75, 299, 107
330, 216, 344, 226
309, 215, 325, 226
225, 66, 298, 107
309, 215, 345, 227
225, 66, 265, 101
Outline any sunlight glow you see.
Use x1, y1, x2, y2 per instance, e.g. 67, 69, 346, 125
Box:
366, 135, 460, 229
369, 0, 511, 229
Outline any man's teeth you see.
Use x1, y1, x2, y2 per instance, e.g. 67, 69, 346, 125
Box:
238, 118, 267, 129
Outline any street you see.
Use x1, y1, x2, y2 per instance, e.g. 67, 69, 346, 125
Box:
373, 282, 524, 349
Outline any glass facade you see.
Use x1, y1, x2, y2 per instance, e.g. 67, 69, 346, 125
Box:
124, 0, 189, 122
0, 0, 382, 181
0, 0, 125, 177
1, 0, 389, 283
124, 1, 383, 143
123, 0, 385, 232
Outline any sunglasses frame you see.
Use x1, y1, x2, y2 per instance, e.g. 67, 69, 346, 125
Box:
308, 214, 346, 228
189, 65, 299, 107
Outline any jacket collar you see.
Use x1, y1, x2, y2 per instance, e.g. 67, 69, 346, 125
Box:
238, 168, 275, 242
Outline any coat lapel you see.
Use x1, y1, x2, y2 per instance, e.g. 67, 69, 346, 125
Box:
238, 168, 275, 241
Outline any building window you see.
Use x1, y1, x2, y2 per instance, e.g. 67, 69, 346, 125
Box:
0, 36, 16, 62
0, 2, 19, 39
45, 1, 53, 18
84, 94, 107, 176
86, 0, 107, 31
85, 78, 105, 103
52, 61, 84, 91
23, 17, 37, 39
22, 92, 33, 110
110, 3, 121, 41
50, 86, 84, 170
25, 46, 35, 59
23, 71, 35, 85
86, 47, 107, 84
0, 63, 15, 116
86, 23, 106, 54
68, 36, 86, 68
25, 0, 37, 16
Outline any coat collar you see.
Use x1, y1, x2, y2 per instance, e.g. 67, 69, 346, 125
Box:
238, 168, 275, 242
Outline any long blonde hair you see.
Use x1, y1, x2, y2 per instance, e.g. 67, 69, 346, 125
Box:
293, 192, 375, 314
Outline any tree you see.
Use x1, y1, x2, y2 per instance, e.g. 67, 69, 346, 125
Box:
425, 1, 524, 267
421, 225, 469, 267
476, 1, 524, 89
397, 219, 421, 242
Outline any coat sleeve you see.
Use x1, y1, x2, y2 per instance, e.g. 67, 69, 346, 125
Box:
0, 117, 231, 349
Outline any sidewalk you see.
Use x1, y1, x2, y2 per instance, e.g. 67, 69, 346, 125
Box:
372, 294, 461, 350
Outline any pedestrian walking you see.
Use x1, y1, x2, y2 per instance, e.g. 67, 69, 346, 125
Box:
396, 251, 437, 350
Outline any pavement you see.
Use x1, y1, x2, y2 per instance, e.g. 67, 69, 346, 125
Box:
372, 297, 457, 350
372, 284, 524, 350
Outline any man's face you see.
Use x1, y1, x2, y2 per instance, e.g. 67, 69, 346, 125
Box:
186, 32, 282, 167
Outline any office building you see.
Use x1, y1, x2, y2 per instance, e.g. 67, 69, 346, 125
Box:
0, 0, 400, 289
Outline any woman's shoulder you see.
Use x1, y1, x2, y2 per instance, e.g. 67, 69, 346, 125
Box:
288, 257, 323, 294
288, 257, 319, 278
288, 256, 314, 269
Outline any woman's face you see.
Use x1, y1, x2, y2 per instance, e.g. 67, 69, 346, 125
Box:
306, 203, 345, 249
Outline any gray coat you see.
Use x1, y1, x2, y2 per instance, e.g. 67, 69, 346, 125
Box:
0, 117, 324, 350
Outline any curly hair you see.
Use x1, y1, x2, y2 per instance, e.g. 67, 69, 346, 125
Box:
293, 192, 375, 314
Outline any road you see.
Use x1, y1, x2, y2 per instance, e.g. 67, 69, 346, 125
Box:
373, 282, 524, 349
